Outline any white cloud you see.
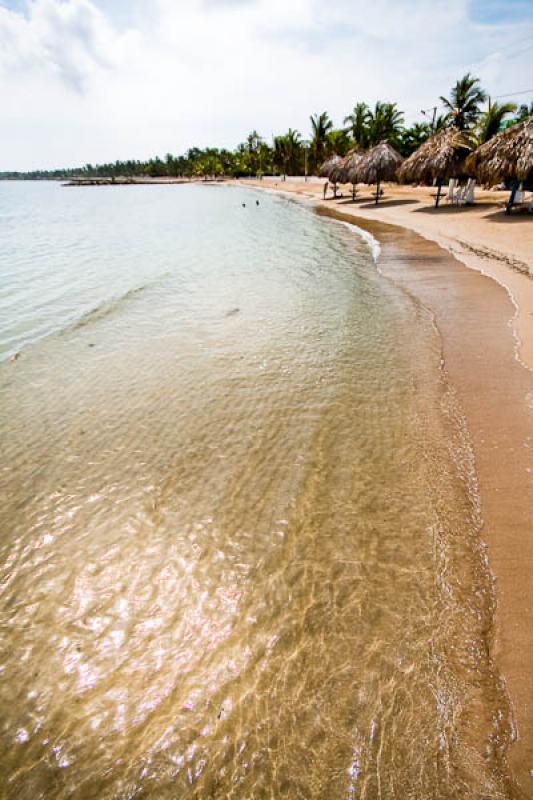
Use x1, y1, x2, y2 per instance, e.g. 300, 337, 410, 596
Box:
0, 0, 532, 169
0, 0, 137, 92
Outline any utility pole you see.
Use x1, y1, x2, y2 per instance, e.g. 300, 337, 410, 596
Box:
421, 106, 438, 134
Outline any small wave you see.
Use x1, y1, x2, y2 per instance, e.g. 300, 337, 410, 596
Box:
1, 274, 174, 362
64, 284, 151, 335
328, 218, 381, 262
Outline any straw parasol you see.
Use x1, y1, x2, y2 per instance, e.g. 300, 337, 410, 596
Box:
329, 157, 349, 185
355, 142, 403, 204
343, 149, 364, 200
465, 118, 533, 212
319, 154, 344, 179
319, 154, 346, 198
398, 128, 472, 206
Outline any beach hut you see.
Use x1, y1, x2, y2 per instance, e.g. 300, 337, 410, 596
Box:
355, 142, 403, 204
398, 128, 472, 207
319, 154, 345, 197
343, 150, 364, 200
465, 118, 533, 213
328, 157, 349, 186
319, 154, 344, 178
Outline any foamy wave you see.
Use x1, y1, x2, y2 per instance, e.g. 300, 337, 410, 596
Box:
331, 218, 381, 263
66, 284, 149, 334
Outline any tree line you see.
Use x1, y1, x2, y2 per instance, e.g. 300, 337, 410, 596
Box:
2, 75, 531, 181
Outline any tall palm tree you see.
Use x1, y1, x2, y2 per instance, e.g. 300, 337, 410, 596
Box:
326, 128, 351, 156
440, 73, 487, 130
367, 102, 404, 146
398, 122, 432, 156
273, 129, 302, 175
476, 101, 517, 144
310, 112, 333, 170
514, 103, 533, 123
344, 102, 371, 149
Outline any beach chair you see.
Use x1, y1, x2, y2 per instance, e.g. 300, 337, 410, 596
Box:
458, 178, 476, 206
446, 178, 457, 203
453, 184, 465, 206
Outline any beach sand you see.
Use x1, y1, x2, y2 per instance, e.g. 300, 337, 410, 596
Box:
241, 178, 533, 797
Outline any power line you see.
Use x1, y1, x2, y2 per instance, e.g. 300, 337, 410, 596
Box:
502, 42, 533, 59
493, 89, 533, 99
495, 33, 533, 50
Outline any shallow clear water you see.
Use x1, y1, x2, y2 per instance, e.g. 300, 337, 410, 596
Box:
0, 182, 513, 798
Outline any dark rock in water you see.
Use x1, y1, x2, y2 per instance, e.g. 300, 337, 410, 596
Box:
226, 308, 240, 317
88, 343, 95, 347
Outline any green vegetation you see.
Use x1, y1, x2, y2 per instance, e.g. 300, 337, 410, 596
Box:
1, 75, 531, 181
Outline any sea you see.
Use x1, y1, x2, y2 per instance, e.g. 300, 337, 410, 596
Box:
0, 181, 514, 799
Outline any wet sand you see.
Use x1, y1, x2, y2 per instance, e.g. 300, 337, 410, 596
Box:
242, 179, 533, 797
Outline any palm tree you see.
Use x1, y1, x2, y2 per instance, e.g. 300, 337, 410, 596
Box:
367, 102, 404, 146
514, 103, 533, 123
284, 128, 302, 174
310, 112, 333, 171
273, 129, 302, 175
344, 102, 371, 149
398, 122, 432, 156
440, 73, 487, 130
326, 128, 351, 156
476, 101, 517, 144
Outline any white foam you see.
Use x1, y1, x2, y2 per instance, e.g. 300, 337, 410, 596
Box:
327, 217, 381, 263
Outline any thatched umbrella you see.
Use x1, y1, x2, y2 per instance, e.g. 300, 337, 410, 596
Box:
343, 150, 364, 200
355, 142, 403, 204
319, 154, 344, 198
319, 154, 343, 179
329, 157, 349, 185
398, 128, 472, 207
465, 118, 533, 213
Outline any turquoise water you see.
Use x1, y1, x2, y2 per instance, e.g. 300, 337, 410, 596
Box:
0, 182, 512, 799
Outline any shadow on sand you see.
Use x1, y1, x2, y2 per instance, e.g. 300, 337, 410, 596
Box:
355, 199, 420, 209
482, 208, 533, 223
413, 203, 499, 215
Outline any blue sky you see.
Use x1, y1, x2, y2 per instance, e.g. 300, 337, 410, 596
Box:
0, 0, 532, 169
469, 0, 533, 23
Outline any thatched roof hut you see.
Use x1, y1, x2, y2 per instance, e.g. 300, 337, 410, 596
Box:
355, 142, 403, 204
329, 157, 349, 185
344, 149, 364, 185
465, 118, 533, 185
398, 128, 472, 206
319, 154, 344, 179
399, 129, 471, 183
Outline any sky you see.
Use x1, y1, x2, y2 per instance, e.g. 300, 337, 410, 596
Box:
1, 0, 532, 170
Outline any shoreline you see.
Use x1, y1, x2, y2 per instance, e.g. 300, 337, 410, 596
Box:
240, 178, 533, 796
239, 179, 533, 368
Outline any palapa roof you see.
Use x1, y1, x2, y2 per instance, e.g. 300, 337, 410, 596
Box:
325, 149, 364, 184
343, 150, 364, 184
319, 154, 344, 179
465, 118, 533, 183
398, 128, 472, 183
329, 158, 349, 184
355, 142, 403, 184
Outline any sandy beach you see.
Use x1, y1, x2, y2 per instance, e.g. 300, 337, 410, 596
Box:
240, 177, 533, 797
